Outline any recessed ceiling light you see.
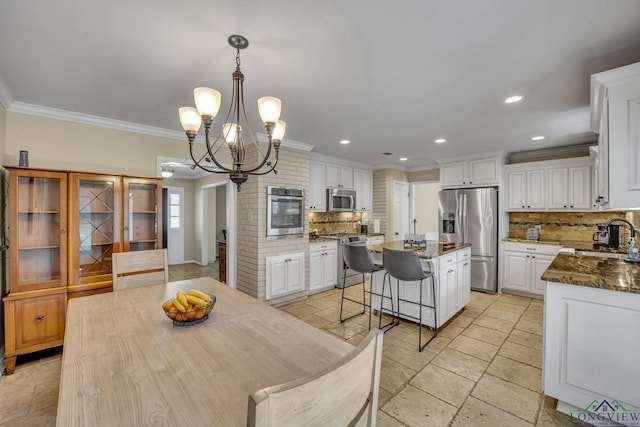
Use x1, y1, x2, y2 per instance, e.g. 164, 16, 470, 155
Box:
340, 139, 350, 144
532, 136, 545, 141
505, 95, 523, 103
399, 157, 408, 161
434, 138, 446, 144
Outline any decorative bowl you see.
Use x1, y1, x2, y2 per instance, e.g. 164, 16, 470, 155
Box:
163, 293, 216, 326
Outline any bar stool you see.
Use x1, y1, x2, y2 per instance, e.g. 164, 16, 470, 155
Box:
382, 248, 437, 352
339, 243, 389, 330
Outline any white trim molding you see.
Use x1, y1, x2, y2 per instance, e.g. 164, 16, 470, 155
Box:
7, 102, 185, 140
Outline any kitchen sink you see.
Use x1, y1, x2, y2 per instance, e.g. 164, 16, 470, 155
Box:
574, 250, 628, 259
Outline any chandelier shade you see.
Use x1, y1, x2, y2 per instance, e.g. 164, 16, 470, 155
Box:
178, 35, 286, 191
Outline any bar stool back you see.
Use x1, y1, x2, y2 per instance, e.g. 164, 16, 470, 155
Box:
382, 248, 437, 351
340, 243, 383, 329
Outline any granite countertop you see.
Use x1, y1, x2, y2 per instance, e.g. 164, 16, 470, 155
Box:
309, 236, 335, 242
365, 232, 385, 237
541, 253, 640, 294
502, 237, 628, 254
368, 240, 471, 259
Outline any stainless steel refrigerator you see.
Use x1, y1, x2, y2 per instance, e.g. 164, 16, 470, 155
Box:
438, 187, 498, 293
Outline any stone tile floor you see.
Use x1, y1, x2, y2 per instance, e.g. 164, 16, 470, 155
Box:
0, 263, 584, 426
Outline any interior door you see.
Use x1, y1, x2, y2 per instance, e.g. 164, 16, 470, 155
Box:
393, 182, 410, 240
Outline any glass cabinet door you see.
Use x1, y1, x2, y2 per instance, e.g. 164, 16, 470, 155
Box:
68, 174, 121, 287
123, 178, 162, 252
9, 169, 68, 292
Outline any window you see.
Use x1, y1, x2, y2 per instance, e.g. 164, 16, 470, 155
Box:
170, 193, 180, 229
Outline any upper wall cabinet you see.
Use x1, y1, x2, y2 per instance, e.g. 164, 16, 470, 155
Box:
309, 160, 326, 212
308, 155, 372, 212
353, 168, 372, 211
439, 156, 502, 188
505, 157, 593, 211
591, 62, 640, 210
325, 162, 353, 189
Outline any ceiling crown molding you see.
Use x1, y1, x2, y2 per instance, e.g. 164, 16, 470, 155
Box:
256, 132, 314, 152
7, 102, 185, 140
0, 73, 14, 109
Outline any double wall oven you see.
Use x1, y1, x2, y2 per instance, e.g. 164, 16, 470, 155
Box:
266, 186, 304, 240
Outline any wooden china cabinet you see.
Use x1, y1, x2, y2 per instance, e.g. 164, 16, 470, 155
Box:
3, 167, 162, 374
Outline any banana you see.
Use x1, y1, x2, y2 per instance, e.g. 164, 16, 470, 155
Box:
172, 297, 186, 312
187, 289, 212, 303
185, 294, 208, 307
176, 291, 188, 307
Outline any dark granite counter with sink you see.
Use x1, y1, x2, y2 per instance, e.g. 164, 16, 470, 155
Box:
368, 240, 471, 259
541, 253, 640, 294
502, 237, 629, 255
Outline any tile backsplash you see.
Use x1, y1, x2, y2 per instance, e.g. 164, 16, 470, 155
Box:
309, 212, 363, 234
509, 211, 635, 244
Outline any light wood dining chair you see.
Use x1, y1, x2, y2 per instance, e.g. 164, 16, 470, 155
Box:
112, 248, 168, 291
247, 329, 383, 427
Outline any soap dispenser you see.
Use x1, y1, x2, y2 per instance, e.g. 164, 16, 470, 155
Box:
629, 237, 639, 260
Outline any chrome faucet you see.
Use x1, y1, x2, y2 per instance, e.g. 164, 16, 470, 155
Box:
604, 218, 640, 239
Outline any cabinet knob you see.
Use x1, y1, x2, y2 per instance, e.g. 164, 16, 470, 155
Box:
570, 205, 574, 208
521, 205, 525, 208
35, 315, 46, 322
124, 226, 129, 232
564, 205, 567, 208
60, 229, 66, 234
527, 205, 530, 208
532, 256, 536, 259
469, 181, 472, 184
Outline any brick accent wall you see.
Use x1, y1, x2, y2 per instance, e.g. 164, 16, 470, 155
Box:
236, 143, 310, 301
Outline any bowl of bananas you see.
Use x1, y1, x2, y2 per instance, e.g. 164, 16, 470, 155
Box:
163, 289, 216, 326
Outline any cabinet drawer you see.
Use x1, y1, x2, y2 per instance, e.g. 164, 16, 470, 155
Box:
310, 240, 337, 253
503, 241, 562, 255
457, 248, 471, 263
439, 253, 457, 269
14, 293, 66, 351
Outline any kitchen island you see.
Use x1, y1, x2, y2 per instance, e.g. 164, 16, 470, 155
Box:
368, 241, 472, 328
541, 253, 640, 422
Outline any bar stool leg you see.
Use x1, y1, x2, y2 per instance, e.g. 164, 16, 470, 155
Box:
378, 272, 398, 332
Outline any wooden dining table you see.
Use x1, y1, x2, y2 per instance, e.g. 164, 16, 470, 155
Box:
56, 277, 354, 426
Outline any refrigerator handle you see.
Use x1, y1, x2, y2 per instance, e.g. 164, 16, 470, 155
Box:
460, 193, 468, 243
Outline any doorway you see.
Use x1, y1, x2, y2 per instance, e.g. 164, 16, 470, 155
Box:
410, 181, 440, 240
393, 181, 410, 240
202, 182, 228, 281
165, 186, 185, 265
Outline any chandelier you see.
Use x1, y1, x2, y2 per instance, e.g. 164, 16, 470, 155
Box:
178, 35, 286, 191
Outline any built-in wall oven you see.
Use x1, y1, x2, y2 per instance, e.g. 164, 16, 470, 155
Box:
266, 186, 304, 240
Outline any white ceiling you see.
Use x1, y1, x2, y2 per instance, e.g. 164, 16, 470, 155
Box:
1, 0, 640, 173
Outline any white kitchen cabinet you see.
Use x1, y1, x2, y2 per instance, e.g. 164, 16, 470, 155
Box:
309, 240, 337, 293
457, 254, 471, 307
439, 156, 501, 188
309, 160, 326, 212
353, 168, 372, 211
544, 282, 640, 418
548, 166, 592, 210
266, 252, 305, 300
591, 62, 640, 210
507, 169, 545, 210
325, 163, 353, 189
506, 158, 594, 212
502, 242, 561, 296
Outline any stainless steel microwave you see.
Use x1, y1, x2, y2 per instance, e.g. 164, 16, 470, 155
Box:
326, 188, 356, 212
266, 186, 305, 240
